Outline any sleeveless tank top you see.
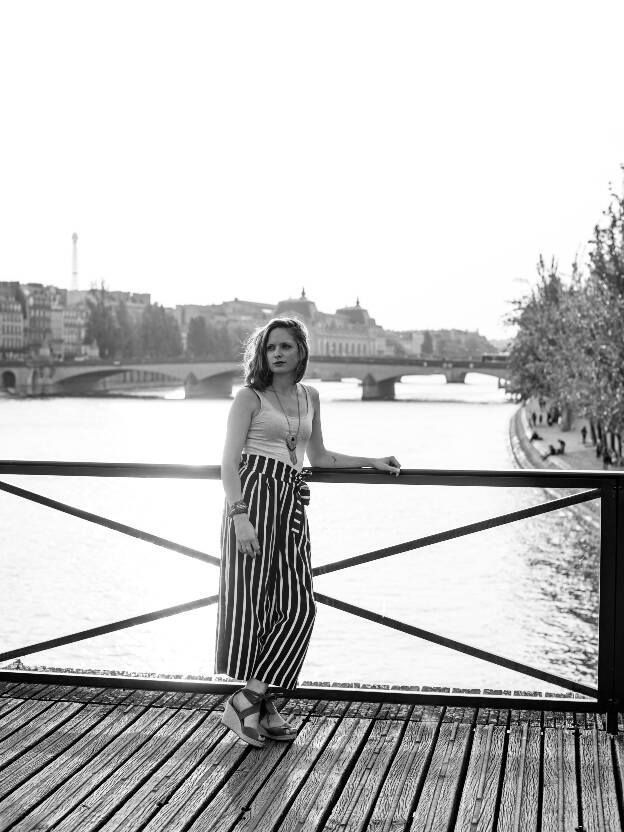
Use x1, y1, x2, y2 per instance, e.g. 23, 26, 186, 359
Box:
244, 384, 314, 471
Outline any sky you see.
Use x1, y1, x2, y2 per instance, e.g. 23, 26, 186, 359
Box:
1, 1, 623, 339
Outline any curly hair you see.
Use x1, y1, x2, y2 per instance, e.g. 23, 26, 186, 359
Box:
243, 317, 310, 390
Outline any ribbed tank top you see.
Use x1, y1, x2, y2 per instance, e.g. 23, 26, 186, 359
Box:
244, 384, 314, 471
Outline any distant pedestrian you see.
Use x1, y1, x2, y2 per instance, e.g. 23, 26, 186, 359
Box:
603, 448, 611, 470
538, 413, 543, 425
557, 439, 566, 455
580, 425, 587, 444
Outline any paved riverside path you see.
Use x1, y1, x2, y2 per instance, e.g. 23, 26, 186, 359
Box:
513, 404, 609, 472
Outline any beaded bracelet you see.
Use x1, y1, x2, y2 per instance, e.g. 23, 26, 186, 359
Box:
227, 500, 248, 519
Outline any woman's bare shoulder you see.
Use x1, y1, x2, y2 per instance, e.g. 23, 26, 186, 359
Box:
233, 385, 261, 413
304, 384, 320, 403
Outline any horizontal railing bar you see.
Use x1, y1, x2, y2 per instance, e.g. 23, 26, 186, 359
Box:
0, 596, 218, 663
0, 461, 222, 478
0, 479, 220, 566
0, 669, 599, 710
313, 489, 600, 576
308, 469, 614, 489
0, 460, 618, 489
314, 592, 598, 699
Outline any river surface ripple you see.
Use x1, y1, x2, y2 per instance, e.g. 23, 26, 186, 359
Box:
0, 375, 598, 692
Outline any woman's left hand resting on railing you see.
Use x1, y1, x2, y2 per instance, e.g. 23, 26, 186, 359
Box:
370, 456, 402, 476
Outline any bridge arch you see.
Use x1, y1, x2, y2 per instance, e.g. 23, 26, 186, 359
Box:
1, 370, 16, 391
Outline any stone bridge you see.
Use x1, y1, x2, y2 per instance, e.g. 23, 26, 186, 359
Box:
0, 356, 510, 400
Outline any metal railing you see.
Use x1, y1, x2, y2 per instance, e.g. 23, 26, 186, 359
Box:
0, 462, 621, 729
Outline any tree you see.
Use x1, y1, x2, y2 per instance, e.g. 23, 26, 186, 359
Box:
139, 304, 183, 359
187, 316, 210, 358
84, 286, 120, 359
421, 330, 434, 356
115, 301, 139, 358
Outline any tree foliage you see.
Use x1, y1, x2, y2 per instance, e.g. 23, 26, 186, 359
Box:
509, 177, 624, 433
85, 288, 183, 360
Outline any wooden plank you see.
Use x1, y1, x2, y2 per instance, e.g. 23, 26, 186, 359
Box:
0, 704, 163, 831
578, 727, 621, 831
454, 724, 506, 832
138, 725, 249, 831
543, 710, 575, 729
376, 702, 413, 721
183, 692, 225, 711
0, 701, 82, 768
180, 691, 224, 711
0, 696, 30, 720
443, 706, 476, 724
497, 723, 540, 832
95, 712, 229, 832
51, 709, 206, 832
410, 704, 444, 723
509, 709, 541, 726
0, 699, 56, 742
312, 699, 351, 718
3, 683, 52, 700
321, 719, 404, 831
345, 701, 381, 719
477, 709, 509, 726
366, 716, 442, 832
0, 704, 112, 800
104, 688, 167, 707
87, 686, 138, 705
541, 727, 578, 832
33, 684, 79, 702
278, 717, 371, 832
236, 715, 339, 831
409, 721, 473, 831
177, 711, 309, 831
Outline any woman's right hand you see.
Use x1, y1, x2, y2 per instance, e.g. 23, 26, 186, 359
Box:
233, 515, 261, 557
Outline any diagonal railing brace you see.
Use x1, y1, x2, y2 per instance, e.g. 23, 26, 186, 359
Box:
314, 591, 597, 699
0, 595, 218, 664
313, 489, 600, 576
0, 479, 220, 566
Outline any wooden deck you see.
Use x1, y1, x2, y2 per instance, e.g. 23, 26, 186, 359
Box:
0, 681, 623, 831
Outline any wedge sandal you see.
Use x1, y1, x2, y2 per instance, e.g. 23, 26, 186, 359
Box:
221, 688, 266, 748
259, 692, 298, 742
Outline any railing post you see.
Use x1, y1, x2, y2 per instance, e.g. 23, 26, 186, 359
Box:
599, 478, 620, 734
611, 477, 624, 734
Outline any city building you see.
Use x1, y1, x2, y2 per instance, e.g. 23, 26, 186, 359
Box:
275, 291, 392, 356
0, 283, 25, 357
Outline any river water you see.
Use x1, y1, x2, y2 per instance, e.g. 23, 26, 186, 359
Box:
0, 374, 599, 694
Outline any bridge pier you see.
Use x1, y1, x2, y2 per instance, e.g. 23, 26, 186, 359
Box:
444, 370, 467, 384
361, 375, 396, 400
184, 373, 233, 399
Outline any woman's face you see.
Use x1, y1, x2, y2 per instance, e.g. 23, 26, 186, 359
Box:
265, 327, 300, 377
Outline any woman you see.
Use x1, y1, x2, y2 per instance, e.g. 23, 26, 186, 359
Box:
217, 317, 401, 747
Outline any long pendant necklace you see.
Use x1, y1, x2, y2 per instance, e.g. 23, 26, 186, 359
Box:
271, 384, 301, 466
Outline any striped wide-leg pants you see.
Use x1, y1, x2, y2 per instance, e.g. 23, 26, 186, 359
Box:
215, 453, 316, 690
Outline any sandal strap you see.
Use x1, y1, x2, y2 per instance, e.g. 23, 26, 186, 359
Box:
230, 689, 263, 721
262, 690, 284, 715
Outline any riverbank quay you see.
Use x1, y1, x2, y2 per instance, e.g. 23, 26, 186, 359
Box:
0, 678, 623, 832
511, 404, 601, 473
2, 461, 624, 829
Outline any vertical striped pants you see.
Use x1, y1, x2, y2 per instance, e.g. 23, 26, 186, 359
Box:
215, 454, 316, 690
